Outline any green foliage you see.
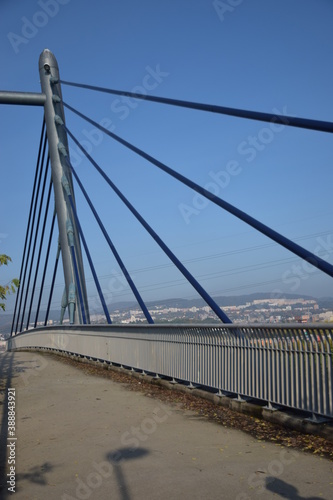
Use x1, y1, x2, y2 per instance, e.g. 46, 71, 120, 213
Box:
0, 254, 11, 266
0, 254, 19, 311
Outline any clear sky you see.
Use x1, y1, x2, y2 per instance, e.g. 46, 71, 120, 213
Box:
0, 0, 332, 318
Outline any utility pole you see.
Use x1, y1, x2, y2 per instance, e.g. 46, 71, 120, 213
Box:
39, 49, 89, 324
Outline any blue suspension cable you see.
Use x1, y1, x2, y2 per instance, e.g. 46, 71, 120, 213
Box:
62, 175, 112, 324
63, 125, 231, 324
62, 156, 154, 324
20, 143, 50, 332
63, 102, 333, 281
16, 128, 48, 333
60, 80, 333, 134
11, 119, 46, 335
26, 174, 52, 329
34, 208, 56, 328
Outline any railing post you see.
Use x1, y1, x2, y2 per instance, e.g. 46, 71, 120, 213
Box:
39, 49, 90, 324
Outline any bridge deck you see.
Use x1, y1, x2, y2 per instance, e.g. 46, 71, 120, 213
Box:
0, 351, 332, 499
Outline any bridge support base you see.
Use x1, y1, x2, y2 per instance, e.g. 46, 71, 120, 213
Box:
187, 382, 197, 389
305, 413, 331, 424
264, 401, 279, 412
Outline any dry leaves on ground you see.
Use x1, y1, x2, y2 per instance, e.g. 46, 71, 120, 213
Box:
49, 353, 333, 461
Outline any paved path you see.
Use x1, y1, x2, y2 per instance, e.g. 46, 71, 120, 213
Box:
0, 351, 332, 500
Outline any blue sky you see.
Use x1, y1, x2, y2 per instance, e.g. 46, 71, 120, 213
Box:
0, 0, 332, 317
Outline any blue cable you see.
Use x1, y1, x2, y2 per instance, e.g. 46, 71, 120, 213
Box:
63, 102, 333, 282
63, 156, 154, 324
11, 119, 46, 335
60, 80, 333, 134
17, 130, 48, 332
63, 125, 231, 324
63, 180, 112, 324
34, 208, 56, 328
26, 168, 52, 330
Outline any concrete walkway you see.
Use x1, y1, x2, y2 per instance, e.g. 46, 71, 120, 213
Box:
0, 351, 332, 500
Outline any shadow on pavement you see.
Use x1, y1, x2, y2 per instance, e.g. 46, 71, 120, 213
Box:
266, 477, 328, 500
0, 352, 52, 497
106, 447, 150, 500
16, 461, 55, 486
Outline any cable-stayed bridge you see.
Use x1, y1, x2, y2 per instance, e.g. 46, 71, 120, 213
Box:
1, 49, 333, 421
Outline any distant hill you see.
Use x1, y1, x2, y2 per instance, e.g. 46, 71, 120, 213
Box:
0, 309, 61, 336
1, 292, 330, 336
103, 292, 321, 313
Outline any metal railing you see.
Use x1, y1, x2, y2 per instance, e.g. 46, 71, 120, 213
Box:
7, 323, 333, 419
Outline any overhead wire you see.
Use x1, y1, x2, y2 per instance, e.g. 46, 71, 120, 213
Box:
29, 228, 332, 310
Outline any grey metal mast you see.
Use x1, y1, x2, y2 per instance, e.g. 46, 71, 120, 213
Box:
39, 49, 90, 324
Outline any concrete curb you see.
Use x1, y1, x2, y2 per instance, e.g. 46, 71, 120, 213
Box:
148, 376, 333, 443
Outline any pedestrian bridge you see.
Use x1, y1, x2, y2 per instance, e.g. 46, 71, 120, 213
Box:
2, 49, 333, 428
1, 349, 333, 499
7, 322, 333, 420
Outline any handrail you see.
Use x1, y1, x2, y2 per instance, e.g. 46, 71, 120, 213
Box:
8, 323, 333, 419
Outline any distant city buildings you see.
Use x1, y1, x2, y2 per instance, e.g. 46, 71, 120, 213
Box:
2, 296, 332, 335
88, 297, 333, 325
